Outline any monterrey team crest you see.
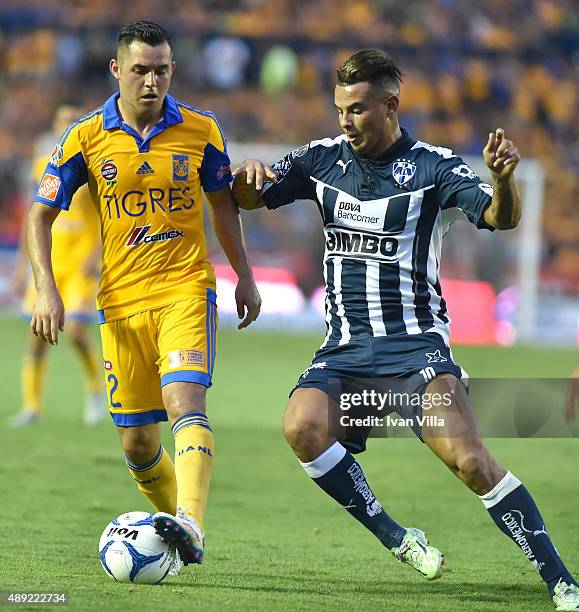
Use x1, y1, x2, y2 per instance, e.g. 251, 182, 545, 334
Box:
392, 159, 416, 186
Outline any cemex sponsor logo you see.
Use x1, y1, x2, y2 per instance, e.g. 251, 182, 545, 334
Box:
501, 511, 544, 567
347, 462, 383, 517
126, 225, 185, 247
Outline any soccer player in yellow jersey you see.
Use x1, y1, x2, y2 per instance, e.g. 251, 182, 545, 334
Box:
9, 103, 104, 428
26, 21, 261, 568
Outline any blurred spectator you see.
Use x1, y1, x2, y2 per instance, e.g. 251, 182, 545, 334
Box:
0, 0, 576, 295
202, 36, 251, 89
260, 45, 299, 94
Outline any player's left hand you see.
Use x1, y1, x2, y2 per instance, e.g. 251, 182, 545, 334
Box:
235, 275, 261, 329
232, 159, 277, 191
565, 364, 579, 422
483, 128, 520, 179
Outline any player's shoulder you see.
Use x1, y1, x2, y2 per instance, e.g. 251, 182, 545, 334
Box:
409, 139, 457, 162
173, 99, 227, 148
292, 134, 348, 164
174, 100, 221, 129
307, 134, 348, 156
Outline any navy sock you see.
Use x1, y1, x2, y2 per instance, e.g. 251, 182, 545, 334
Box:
301, 442, 406, 549
480, 471, 576, 593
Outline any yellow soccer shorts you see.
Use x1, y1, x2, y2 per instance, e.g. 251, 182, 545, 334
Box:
99, 288, 218, 427
23, 269, 97, 322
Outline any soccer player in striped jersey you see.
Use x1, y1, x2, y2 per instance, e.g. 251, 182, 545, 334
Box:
26, 21, 261, 570
233, 50, 578, 610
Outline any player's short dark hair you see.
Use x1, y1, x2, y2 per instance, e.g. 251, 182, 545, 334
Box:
117, 21, 172, 53
336, 49, 403, 95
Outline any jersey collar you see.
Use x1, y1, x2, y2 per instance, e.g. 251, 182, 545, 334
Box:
102, 92, 183, 130
348, 127, 416, 164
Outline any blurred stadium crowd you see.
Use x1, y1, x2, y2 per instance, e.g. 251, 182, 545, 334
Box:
0, 0, 577, 295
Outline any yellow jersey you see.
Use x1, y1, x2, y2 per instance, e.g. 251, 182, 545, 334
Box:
33, 93, 232, 322
32, 155, 100, 277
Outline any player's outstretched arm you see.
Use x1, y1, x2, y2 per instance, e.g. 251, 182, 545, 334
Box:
482, 128, 522, 230
205, 185, 262, 329
231, 159, 277, 210
27, 204, 65, 345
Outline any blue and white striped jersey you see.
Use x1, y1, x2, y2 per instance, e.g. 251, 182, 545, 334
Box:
261, 128, 494, 348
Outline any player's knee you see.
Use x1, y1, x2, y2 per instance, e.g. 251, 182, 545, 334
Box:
163, 382, 207, 423
283, 406, 328, 459
120, 428, 159, 466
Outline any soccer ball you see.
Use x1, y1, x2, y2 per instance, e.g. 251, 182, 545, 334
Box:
98, 511, 176, 584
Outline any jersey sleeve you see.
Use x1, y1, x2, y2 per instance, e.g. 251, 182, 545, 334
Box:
436, 155, 494, 230
261, 144, 316, 210
33, 124, 88, 211
199, 115, 232, 192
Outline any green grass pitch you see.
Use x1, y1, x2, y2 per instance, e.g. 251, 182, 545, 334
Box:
0, 317, 577, 611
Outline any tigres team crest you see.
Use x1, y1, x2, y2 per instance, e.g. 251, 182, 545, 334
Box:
392, 159, 417, 186
172, 154, 189, 182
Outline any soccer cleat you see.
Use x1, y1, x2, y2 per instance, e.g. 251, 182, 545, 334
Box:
152, 510, 204, 565
7, 410, 40, 428
84, 392, 106, 426
167, 547, 183, 577
553, 580, 579, 610
391, 527, 444, 580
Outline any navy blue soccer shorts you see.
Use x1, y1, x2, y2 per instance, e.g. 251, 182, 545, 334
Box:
291, 333, 467, 453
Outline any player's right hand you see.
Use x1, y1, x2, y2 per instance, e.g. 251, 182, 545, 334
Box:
232, 159, 277, 191
31, 288, 65, 345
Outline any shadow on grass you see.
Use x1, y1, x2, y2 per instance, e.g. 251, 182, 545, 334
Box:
162, 571, 546, 605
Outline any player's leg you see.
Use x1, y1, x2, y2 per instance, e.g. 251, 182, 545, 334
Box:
422, 373, 578, 599
284, 385, 443, 580
153, 382, 210, 565
117, 421, 177, 514
151, 293, 217, 565
284, 387, 405, 548
9, 331, 48, 427
161, 383, 212, 531
66, 318, 105, 425
101, 312, 177, 515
